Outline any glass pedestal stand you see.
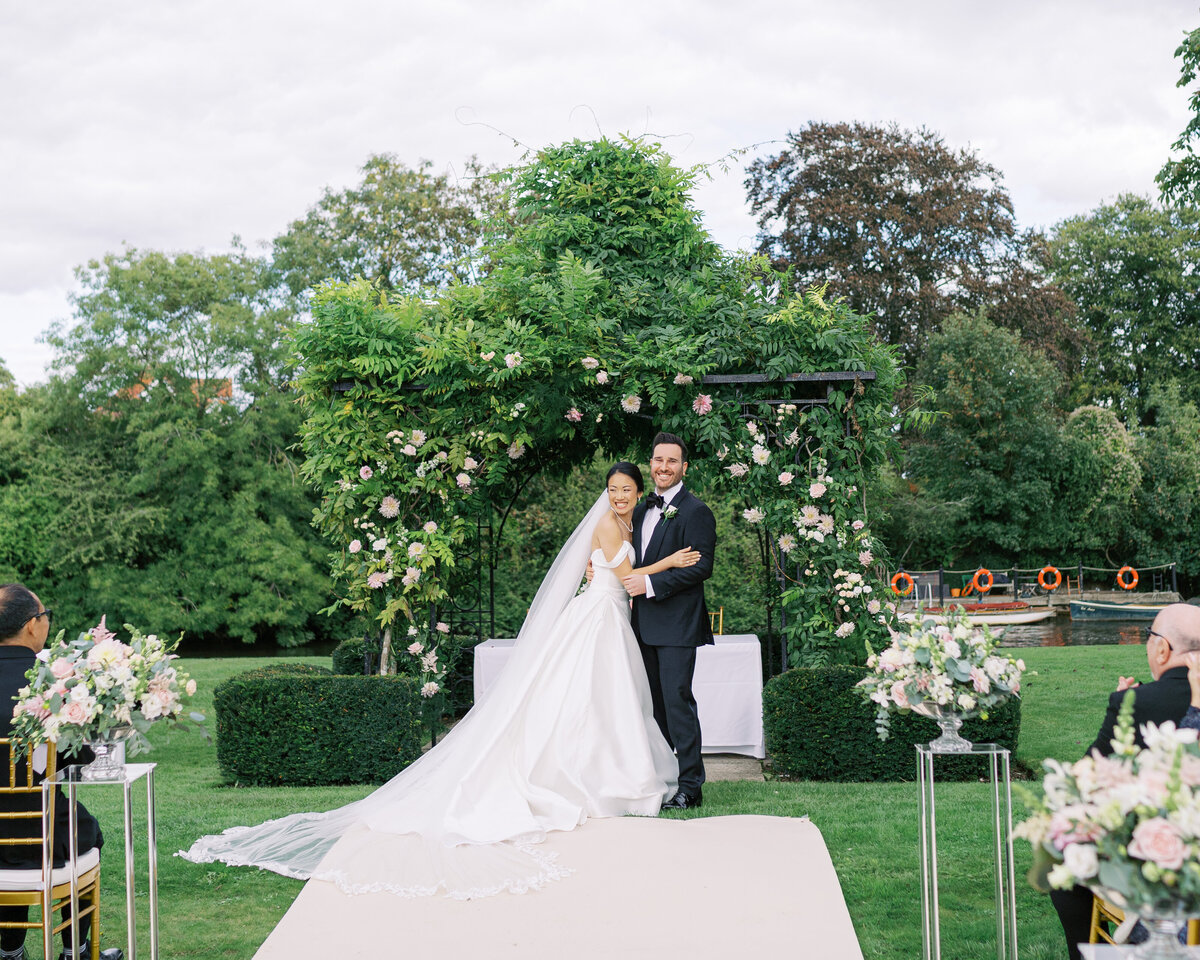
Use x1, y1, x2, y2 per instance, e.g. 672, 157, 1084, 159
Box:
51, 762, 159, 960
917, 743, 1018, 960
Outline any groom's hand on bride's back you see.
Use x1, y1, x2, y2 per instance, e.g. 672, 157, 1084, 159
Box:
585, 559, 594, 583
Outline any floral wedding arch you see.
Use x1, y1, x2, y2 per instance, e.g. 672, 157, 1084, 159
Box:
291, 138, 914, 688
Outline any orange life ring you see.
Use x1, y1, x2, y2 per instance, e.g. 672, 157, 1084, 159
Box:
1038, 565, 1062, 591
971, 568, 993, 594
890, 571, 915, 597
1116, 566, 1138, 590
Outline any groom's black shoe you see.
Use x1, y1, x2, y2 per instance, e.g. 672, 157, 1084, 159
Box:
661, 789, 702, 810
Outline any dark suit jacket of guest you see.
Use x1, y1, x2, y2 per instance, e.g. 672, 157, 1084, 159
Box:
631, 486, 717, 647
0, 645, 102, 869
1085, 665, 1191, 758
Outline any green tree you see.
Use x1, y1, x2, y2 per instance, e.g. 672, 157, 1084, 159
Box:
899, 311, 1062, 567
272, 154, 502, 299
1056, 406, 1140, 559
293, 138, 910, 671
1129, 385, 1200, 578
25, 245, 336, 646
1047, 194, 1200, 422
1158, 26, 1200, 204
745, 122, 1083, 371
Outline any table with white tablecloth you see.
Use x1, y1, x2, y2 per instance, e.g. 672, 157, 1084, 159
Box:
472, 633, 765, 759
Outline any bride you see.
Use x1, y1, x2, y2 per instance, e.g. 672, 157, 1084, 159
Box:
181, 462, 702, 898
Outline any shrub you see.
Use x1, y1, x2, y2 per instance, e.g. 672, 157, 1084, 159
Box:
331, 637, 368, 675
763, 665, 1021, 781
213, 663, 422, 786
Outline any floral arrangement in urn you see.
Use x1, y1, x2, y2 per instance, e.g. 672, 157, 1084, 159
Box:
1017, 694, 1200, 929
10, 616, 204, 758
856, 607, 1027, 747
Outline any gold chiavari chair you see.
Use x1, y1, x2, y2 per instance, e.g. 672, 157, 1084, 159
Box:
708, 606, 724, 635
0, 738, 102, 960
1089, 893, 1200, 946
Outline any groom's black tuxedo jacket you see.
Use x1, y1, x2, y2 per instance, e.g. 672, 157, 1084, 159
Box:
631, 486, 717, 648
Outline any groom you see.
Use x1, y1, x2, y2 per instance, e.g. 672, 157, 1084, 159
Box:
623, 432, 717, 810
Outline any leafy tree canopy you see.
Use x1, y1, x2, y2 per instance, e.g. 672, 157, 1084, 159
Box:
1158, 26, 1200, 204
899, 311, 1063, 567
272, 154, 502, 299
1047, 194, 1200, 423
294, 138, 913, 670
745, 121, 1082, 371
26, 246, 336, 647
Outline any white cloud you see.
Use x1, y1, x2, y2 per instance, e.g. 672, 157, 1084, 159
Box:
0, 0, 1195, 384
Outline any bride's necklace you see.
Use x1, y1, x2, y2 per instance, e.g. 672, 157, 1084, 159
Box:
612, 509, 633, 534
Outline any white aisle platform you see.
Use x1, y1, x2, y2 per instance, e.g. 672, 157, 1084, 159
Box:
254, 815, 863, 960
473, 633, 766, 758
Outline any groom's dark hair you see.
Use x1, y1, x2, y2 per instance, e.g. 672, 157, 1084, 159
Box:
651, 431, 688, 463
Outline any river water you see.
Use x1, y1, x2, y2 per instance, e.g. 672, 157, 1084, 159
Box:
997, 615, 1151, 648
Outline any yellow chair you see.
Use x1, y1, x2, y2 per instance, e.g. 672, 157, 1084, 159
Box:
708, 606, 724, 635
1090, 893, 1200, 945
0, 739, 101, 960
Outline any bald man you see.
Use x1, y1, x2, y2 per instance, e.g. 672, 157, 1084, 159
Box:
1051, 602, 1200, 960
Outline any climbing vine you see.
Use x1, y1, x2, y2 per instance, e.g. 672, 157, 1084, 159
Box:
292, 138, 916, 677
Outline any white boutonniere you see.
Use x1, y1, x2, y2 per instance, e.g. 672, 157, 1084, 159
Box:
663, 505, 678, 521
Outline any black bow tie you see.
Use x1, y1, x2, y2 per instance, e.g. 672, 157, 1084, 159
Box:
645, 493, 667, 510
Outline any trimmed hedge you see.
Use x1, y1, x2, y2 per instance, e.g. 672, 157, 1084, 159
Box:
763, 665, 1021, 781
331, 638, 367, 675
213, 662, 423, 786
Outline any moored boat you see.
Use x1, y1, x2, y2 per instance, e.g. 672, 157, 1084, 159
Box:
1069, 599, 1169, 621
906, 601, 1058, 626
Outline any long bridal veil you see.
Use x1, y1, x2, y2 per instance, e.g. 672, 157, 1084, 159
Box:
180, 492, 615, 898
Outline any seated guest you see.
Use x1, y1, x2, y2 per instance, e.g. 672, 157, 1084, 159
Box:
0, 584, 121, 960
1050, 602, 1200, 960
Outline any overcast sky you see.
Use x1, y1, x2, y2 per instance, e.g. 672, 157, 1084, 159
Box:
1, 0, 1195, 386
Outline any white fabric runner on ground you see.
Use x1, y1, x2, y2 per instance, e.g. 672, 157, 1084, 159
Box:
253, 815, 863, 960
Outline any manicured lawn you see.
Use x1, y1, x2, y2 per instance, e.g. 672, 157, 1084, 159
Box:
42, 644, 1148, 959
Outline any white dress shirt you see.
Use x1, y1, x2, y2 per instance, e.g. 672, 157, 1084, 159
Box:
641, 482, 683, 598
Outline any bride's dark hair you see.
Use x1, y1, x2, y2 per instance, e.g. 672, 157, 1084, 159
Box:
606, 461, 644, 493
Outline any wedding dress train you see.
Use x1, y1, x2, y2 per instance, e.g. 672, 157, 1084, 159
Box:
180, 494, 678, 898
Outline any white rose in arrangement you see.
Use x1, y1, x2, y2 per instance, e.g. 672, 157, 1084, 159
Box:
10, 617, 204, 758
856, 609, 1028, 742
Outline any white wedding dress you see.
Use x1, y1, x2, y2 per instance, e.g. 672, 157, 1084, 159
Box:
180, 494, 678, 898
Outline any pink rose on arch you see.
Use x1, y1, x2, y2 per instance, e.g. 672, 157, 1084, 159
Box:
852, 520, 866, 531
692, 394, 713, 415
809, 481, 827, 499
359, 465, 374, 481
456, 473, 471, 490
1128, 817, 1187, 871
565, 408, 583, 423
348, 539, 362, 554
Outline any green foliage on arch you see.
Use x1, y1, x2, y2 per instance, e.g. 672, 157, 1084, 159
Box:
292, 138, 914, 676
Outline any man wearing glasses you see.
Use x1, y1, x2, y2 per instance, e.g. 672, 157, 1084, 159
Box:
0, 584, 121, 960
1051, 602, 1200, 960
